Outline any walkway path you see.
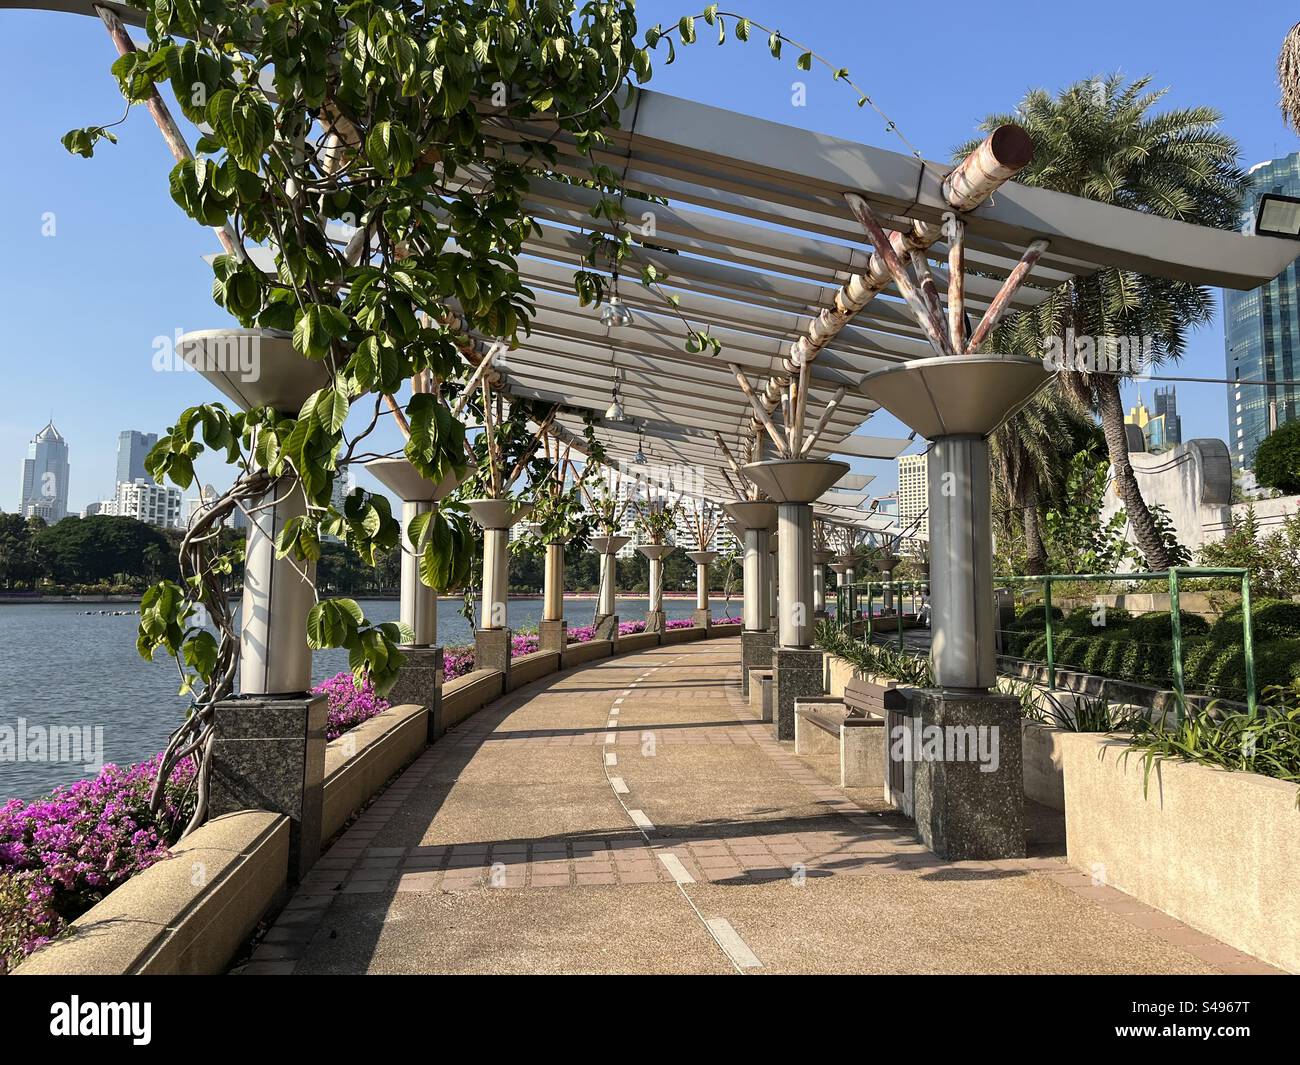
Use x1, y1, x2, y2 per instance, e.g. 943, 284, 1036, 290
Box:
236, 638, 1279, 974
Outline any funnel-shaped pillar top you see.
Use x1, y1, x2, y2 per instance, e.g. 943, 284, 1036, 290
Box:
465, 498, 533, 530
591, 534, 631, 554
636, 544, 675, 561
365, 456, 469, 503
723, 500, 778, 531
178, 328, 331, 415
742, 458, 850, 505
686, 550, 718, 565
859, 354, 1051, 439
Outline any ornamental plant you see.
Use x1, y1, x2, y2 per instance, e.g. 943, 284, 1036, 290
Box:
66, 1, 897, 834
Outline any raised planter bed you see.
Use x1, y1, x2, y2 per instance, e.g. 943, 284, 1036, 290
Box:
1061, 733, 1300, 974
321, 703, 428, 840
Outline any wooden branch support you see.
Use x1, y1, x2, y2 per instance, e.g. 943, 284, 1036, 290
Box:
799, 386, 847, 456
451, 342, 502, 418
908, 248, 953, 354
947, 217, 967, 353
845, 194, 952, 357
967, 239, 1050, 352
729, 365, 790, 457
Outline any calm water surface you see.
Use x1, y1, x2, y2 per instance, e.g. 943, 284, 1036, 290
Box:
0, 596, 737, 802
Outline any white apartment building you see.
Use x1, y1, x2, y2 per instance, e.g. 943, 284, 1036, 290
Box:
897, 452, 928, 537
115, 478, 182, 528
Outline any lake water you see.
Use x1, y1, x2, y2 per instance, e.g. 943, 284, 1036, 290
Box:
0, 596, 739, 802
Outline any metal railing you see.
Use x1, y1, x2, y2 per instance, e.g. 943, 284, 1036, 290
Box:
833, 567, 1257, 720
833, 579, 928, 652
999, 568, 1256, 720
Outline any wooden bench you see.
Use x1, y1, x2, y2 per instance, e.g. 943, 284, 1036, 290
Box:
794, 697, 885, 789
748, 668, 774, 722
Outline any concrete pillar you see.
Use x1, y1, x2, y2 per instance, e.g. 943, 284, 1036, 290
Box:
220, 469, 323, 880
813, 549, 835, 618
240, 472, 314, 696
480, 526, 510, 631
637, 544, 672, 633
928, 436, 997, 690
743, 528, 770, 632
591, 535, 629, 640
539, 540, 567, 652
776, 505, 815, 648
466, 499, 532, 683
767, 533, 780, 631
686, 550, 717, 629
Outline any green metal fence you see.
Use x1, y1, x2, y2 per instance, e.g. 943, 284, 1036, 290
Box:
833, 578, 927, 652
1000, 568, 1256, 720
833, 567, 1257, 720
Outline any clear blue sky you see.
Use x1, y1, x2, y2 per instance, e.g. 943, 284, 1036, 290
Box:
1, 0, 1296, 511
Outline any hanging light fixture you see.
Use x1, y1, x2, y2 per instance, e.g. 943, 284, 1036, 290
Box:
605, 367, 628, 422
600, 268, 634, 328
634, 426, 646, 465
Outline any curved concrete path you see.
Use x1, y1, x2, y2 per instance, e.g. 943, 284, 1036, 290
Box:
237, 637, 1279, 975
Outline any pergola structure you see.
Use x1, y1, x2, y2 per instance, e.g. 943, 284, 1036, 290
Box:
14, 0, 1298, 865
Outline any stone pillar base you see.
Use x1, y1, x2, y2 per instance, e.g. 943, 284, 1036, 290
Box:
692, 607, 711, 629
593, 614, 619, 641
388, 646, 443, 742
911, 689, 1025, 860
644, 609, 665, 634
474, 628, 512, 687
739, 630, 776, 697
538, 618, 567, 654
773, 647, 825, 741
210, 694, 327, 880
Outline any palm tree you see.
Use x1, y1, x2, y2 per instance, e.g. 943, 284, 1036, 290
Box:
958, 75, 1248, 568
990, 379, 1093, 574
1279, 22, 1300, 133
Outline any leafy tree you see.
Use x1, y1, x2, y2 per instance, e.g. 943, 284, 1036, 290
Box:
1253, 421, 1300, 495
34, 516, 174, 586
961, 75, 1246, 569
990, 382, 1094, 575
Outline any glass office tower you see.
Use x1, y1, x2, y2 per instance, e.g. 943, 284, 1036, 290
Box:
1223, 155, 1300, 470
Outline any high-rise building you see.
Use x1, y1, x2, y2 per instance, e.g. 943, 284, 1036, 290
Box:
115, 478, 182, 528
1223, 154, 1300, 470
19, 420, 70, 523
1125, 397, 1172, 452
897, 452, 928, 536
115, 430, 158, 486
1152, 386, 1182, 446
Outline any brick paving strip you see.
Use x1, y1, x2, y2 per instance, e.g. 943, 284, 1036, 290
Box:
235, 639, 1283, 975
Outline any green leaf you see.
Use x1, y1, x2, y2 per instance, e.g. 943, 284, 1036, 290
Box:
769, 33, 782, 59
796, 51, 813, 71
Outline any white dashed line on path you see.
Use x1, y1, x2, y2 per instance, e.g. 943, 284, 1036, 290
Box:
628, 809, 655, 833
657, 852, 695, 885
605, 752, 617, 767
705, 918, 763, 969
610, 776, 629, 795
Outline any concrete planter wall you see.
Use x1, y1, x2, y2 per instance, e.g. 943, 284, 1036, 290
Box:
1061, 733, 1300, 973
321, 703, 428, 840
508, 649, 561, 689
441, 669, 505, 728
14, 812, 288, 976
562, 638, 613, 668
1020, 721, 1066, 811
618, 632, 660, 653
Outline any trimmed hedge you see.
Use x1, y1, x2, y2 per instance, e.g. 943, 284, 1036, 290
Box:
1006, 627, 1300, 697
1125, 611, 1211, 642
1211, 599, 1300, 643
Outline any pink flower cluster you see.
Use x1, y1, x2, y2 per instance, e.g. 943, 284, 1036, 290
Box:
0, 753, 195, 972
312, 672, 392, 741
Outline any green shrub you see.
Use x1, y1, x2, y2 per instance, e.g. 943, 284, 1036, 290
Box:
1016, 604, 1062, 628
1211, 598, 1300, 643
1126, 611, 1211, 642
